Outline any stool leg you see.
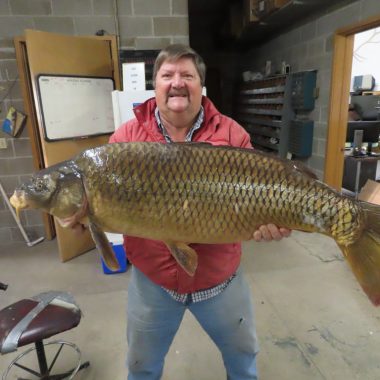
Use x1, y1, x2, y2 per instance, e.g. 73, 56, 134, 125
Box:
35, 340, 49, 376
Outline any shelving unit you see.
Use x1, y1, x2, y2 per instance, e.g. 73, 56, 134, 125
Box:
235, 71, 317, 159
235, 74, 294, 158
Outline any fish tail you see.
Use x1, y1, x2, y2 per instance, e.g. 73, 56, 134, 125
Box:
340, 201, 380, 306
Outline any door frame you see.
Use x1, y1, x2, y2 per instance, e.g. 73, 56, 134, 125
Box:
324, 13, 380, 189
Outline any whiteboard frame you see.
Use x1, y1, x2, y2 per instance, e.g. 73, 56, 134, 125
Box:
37, 74, 115, 141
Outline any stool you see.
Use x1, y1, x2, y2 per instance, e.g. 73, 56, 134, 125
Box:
0, 292, 90, 379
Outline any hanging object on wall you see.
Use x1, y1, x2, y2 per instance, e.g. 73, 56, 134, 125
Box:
1, 106, 27, 137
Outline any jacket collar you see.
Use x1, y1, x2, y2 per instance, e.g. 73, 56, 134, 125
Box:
133, 96, 221, 142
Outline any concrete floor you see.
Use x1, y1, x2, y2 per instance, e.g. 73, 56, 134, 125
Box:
1, 231, 380, 379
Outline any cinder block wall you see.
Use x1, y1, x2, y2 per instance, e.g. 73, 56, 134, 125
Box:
0, 0, 188, 243
240, 0, 380, 178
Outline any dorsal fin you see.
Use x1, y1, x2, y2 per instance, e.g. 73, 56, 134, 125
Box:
290, 161, 318, 180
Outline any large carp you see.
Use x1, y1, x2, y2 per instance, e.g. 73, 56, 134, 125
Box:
9, 142, 380, 306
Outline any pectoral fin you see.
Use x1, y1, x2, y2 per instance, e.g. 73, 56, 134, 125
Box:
165, 241, 198, 276
89, 222, 120, 271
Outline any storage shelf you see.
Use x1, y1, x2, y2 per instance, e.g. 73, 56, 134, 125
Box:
238, 97, 284, 105
240, 86, 286, 95
235, 71, 317, 159
235, 74, 293, 158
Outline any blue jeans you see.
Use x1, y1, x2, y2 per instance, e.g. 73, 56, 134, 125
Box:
127, 267, 259, 380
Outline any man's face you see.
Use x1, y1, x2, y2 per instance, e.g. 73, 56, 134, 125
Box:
155, 57, 203, 118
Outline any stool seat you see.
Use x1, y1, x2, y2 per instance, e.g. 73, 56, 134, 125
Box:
0, 299, 81, 353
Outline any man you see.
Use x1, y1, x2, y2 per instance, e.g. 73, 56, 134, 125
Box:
110, 44, 290, 380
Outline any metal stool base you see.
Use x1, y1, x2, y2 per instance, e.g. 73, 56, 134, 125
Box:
2, 340, 89, 380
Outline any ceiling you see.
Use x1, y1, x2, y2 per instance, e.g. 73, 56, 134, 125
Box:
188, 0, 358, 51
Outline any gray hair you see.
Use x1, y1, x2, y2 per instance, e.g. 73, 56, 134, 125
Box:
152, 44, 206, 87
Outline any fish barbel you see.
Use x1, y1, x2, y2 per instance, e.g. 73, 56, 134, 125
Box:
9, 142, 380, 306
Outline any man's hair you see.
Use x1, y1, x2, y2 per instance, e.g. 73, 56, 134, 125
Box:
152, 44, 206, 87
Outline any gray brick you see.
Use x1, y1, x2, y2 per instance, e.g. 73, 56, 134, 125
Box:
172, 35, 189, 45
0, 59, 18, 81
33, 17, 75, 35
0, 175, 19, 195
307, 154, 325, 172
135, 36, 171, 49
173, 0, 188, 15
153, 16, 188, 36
0, 50, 16, 59
360, 0, 380, 21
307, 38, 325, 59
316, 3, 360, 36
0, 0, 10, 15
51, 0, 92, 16
0, 209, 26, 228
290, 43, 307, 63
320, 106, 329, 124
0, 197, 5, 211
314, 122, 328, 139
0, 80, 22, 100
299, 21, 316, 41
74, 16, 116, 35
119, 16, 152, 38
282, 28, 301, 47
134, 0, 170, 16
13, 138, 32, 157
117, 0, 132, 15
0, 137, 13, 158
0, 16, 35, 38
0, 228, 11, 242
93, 0, 113, 15
316, 138, 326, 156
0, 156, 34, 175
0, 38, 14, 48
325, 34, 334, 53
0, 101, 7, 119
10, 0, 51, 15
318, 69, 331, 90
25, 209, 43, 226
312, 139, 319, 155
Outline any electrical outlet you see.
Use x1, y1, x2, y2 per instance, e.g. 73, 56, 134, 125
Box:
0, 138, 7, 149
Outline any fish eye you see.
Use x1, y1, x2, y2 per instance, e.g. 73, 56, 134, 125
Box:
33, 178, 45, 191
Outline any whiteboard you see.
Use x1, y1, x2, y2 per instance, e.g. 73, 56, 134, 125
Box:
37, 75, 115, 141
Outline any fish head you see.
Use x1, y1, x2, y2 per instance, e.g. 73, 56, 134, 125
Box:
10, 161, 86, 224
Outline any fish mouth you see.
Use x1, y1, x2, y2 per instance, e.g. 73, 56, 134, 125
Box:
9, 191, 30, 219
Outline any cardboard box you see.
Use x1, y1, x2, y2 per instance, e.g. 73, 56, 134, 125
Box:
358, 179, 380, 205
102, 233, 128, 274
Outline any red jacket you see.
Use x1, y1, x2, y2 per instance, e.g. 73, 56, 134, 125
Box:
109, 96, 252, 293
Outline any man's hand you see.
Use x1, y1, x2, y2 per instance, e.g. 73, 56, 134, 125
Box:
252, 224, 291, 242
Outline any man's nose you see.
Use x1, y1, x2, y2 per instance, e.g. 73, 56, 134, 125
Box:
172, 73, 185, 88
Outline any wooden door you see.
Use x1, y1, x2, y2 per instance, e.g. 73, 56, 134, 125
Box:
16, 29, 120, 262
324, 15, 380, 189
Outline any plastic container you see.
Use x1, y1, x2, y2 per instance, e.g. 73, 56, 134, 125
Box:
101, 233, 128, 274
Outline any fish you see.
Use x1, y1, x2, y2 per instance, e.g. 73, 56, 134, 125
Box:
9, 142, 380, 306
